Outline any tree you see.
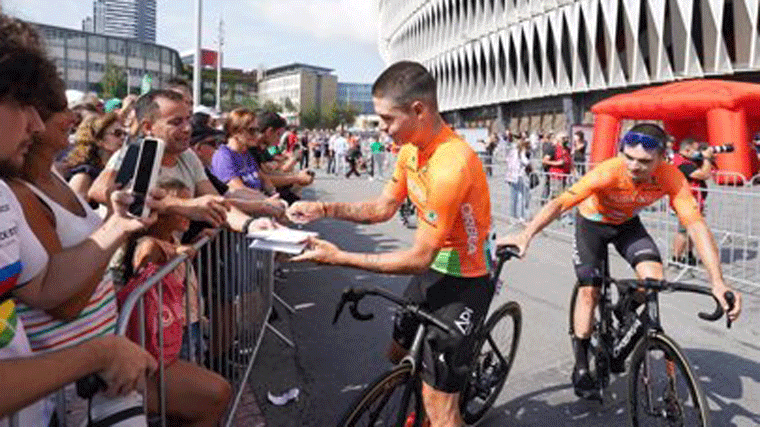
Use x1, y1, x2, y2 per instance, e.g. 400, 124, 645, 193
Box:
261, 99, 283, 114
283, 97, 297, 113
299, 108, 321, 129
324, 103, 359, 130
100, 61, 127, 99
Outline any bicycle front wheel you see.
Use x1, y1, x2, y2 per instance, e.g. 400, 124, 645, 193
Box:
338, 362, 424, 427
459, 301, 522, 425
627, 333, 709, 427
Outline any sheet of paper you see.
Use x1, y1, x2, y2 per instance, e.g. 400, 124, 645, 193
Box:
247, 227, 318, 243
249, 239, 306, 255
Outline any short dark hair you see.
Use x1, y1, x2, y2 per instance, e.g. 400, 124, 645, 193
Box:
0, 15, 63, 113
256, 111, 286, 132
134, 89, 185, 124
626, 123, 668, 153
372, 61, 438, 110
679, 137, 699, 151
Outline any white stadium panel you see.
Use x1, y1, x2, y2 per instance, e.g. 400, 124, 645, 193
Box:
378, 0, 760, 112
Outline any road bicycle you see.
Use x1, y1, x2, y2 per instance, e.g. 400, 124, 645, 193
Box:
336, 246, 522, 426
568, 274, 735, 426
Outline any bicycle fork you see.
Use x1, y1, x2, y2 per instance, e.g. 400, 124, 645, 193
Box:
395, 325, 427, 427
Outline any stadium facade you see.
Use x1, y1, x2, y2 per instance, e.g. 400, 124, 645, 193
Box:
378, 0, 760, 132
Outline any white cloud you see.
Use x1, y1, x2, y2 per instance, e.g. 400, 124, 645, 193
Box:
256, 0, 379, 45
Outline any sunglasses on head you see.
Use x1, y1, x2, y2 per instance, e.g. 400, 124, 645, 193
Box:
621, 131, 663, 150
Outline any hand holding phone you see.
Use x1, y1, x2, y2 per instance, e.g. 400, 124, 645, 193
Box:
116, 137, 165, 218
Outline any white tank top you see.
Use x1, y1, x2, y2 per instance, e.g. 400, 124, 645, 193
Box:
22, 173, 102, 248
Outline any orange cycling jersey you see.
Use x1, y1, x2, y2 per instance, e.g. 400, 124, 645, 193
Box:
384, 126, 492, 278
556, 156, 703, 226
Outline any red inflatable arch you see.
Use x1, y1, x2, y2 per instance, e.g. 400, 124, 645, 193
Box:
590, 80, 760, 184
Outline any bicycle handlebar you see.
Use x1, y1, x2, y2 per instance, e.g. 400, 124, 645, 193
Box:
333, 247, 521, 336
332, 287, 455, 335
612, 278, 736, 328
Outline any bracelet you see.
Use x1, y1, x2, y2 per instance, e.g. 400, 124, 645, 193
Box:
242, 217, 255, 234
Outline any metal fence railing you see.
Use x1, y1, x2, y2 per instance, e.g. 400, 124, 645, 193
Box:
4, 228, 286, 427
481, 153, 760, 291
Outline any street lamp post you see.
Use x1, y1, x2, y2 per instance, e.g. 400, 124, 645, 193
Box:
215, 17, 224, 112
193, 0, 202, 107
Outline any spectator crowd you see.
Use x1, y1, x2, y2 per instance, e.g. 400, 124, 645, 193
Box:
0, 13, 398, 427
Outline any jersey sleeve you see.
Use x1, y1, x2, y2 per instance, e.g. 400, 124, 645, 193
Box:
416, 157, 471, 249
555, 160, 615, 210
382, 147, 409, 203
665, 167, 703, 227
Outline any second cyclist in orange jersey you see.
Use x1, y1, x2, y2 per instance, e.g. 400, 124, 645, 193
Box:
556, 155, 703, 226
384, 125, 492, 278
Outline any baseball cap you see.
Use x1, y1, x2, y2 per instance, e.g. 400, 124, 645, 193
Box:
104, 98, 122, 113
190, 125, 225, 146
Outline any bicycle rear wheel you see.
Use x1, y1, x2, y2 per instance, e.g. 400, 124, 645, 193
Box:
627, 333, 709, 427
338, 362, 424, 427
459, 301, 522, 425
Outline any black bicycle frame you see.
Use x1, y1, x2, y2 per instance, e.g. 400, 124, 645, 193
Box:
600, 282, 665, 380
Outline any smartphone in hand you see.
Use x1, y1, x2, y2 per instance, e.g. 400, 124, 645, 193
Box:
125, 137, 165, 218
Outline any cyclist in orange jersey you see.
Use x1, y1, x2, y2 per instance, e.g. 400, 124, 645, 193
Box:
287, 61, 492, 427
497, 123, 741, 398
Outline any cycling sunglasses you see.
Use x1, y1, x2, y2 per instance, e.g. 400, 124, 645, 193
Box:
621, 131, 663, 150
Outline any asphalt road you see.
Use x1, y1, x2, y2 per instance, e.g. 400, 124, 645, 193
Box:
248, 171, 760, 427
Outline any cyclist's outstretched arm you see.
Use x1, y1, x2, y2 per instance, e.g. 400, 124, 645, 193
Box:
287, 192, 401, 225
292, 231, 439, 275
497, 162, 610, 255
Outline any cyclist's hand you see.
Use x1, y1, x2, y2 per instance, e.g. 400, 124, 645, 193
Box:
287, 201, 325, 224
495, 232, 530, 258
712, 282, 742, 322
290, 237, 340, 264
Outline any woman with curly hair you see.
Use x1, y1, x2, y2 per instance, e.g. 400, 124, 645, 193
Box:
63, 111, 127, 202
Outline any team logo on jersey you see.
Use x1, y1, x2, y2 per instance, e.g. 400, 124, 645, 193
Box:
461, 203, 478, 255
424, 210, 439, 225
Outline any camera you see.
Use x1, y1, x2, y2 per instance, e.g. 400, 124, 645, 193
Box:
691, 144, 734, 162
711, 144, 735, 154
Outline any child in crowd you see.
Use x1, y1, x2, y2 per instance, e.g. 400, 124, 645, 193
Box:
120, 179, 231, 426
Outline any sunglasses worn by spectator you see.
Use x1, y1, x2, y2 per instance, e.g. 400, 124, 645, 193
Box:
622, 131, 663, 150
109, 129, 128, 138
245, 126, 260, 135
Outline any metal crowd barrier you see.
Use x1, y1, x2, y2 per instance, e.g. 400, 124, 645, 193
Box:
23, 227, 286, 427
482, 153, 760, 291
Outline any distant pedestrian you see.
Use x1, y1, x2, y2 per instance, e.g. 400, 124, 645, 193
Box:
370, 137, 385, 178
572, 131, 587, 175
345, 139, 362, 178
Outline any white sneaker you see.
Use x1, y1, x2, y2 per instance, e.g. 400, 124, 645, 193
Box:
82, 391, 147, 426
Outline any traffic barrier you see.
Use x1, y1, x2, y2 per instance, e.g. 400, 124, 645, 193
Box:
4, 228, 282, 427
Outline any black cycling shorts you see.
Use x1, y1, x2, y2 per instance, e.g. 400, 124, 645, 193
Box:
573, 214, 662, 285
392, 270, 494, 393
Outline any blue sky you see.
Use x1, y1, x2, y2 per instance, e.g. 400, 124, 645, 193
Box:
4, 0, 386, 84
